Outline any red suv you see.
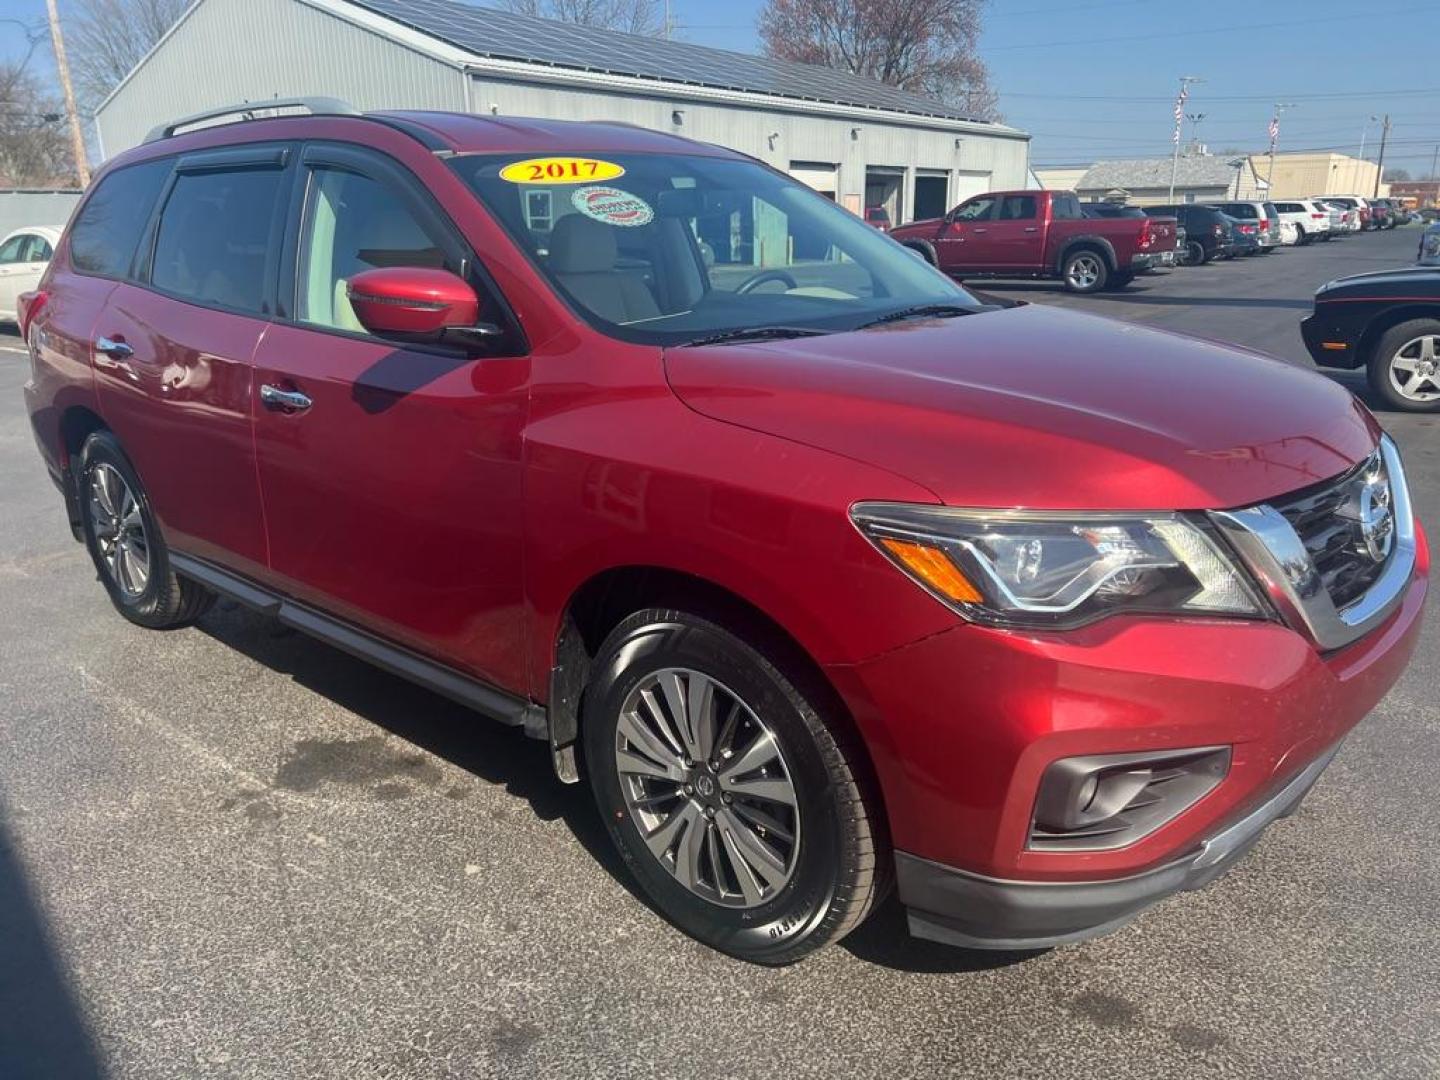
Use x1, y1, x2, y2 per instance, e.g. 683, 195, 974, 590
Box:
19, 102, 1428, 964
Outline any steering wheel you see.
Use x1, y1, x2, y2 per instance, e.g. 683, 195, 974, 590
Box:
735, 268, 800, 294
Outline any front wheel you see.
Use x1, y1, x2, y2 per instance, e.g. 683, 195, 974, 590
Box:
583, 609, 888, 964
1061, 249, 1109, 293
1368, 319, 1440, 412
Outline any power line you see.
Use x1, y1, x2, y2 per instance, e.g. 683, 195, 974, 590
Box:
1000, 86, 1440, 103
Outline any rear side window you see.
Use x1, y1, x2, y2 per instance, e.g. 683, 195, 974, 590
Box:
151, 166, 287, 314
998, 195, 1037, 220
69, 159, 171, 277
1051, 195, 1082, 220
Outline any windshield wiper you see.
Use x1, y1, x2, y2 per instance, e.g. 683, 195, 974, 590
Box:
678, 326, 833, 348
855, 303, 978, 330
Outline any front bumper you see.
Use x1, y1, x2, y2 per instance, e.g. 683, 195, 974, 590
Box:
899, 742, 1339, 949
1300, 309, 1360, 369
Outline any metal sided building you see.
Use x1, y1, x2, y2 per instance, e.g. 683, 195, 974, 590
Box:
93, 0, 1030, 225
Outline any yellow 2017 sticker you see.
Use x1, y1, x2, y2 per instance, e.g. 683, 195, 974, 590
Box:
499, 157, 626, 184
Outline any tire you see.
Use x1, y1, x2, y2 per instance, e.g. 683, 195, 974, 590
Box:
1367, 319, 1440, 413
904, 242, 937, 266
78, 431, 215, 629
1183, 239, 1208, 266
1296, 226, 1309, 246
583, 609, 888, 964
1061, 248, 1109, 293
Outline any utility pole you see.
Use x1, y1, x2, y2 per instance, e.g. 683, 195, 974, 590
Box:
44, 0, 90, 187
1372, 114, 1391, 199
1266, 103, 1295, 200
1168, 76, 1203, 202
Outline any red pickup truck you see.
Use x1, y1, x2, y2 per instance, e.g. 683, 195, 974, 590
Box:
890, 189, 1177, 294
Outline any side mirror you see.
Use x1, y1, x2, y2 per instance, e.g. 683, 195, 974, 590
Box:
346, 267, 501, 346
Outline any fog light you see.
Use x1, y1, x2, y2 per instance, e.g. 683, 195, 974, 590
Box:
1030, 746, 1230, 852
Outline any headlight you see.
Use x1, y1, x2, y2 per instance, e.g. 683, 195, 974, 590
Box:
851, 503, 1266, 629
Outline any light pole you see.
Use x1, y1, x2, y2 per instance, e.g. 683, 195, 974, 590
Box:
1356, 115, 1378, 192
1185, 112, 1206, 150
1266, 103, 1295, 200
1168, 76, 1204, 202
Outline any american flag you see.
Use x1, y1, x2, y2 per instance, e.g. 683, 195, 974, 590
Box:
1173, 85, 1188, 145
1268, 115, 1280, 147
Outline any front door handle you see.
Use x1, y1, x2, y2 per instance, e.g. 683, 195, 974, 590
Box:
95, 336, 134, 359
1024, 226, 1039, 233
260, 384, 313, 413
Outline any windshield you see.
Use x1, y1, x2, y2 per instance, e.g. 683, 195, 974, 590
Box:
450, 152, 979, 344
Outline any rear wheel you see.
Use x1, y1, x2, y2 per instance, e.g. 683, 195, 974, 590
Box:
78, 431, 214, 628
1183, 239, 1208, 266
1368, 319, 1440, 412
583, 609, 888, 964
1295, 225, 1309, 245
1061, 248, 1109, 293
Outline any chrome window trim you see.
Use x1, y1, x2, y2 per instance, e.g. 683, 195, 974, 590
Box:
1211, 436, 1416, 651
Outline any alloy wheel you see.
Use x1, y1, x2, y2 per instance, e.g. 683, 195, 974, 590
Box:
613, 667, 800, 908
89, 463, 150, 596
1389, 335, 1440, 403
1067, 254, 1101, 289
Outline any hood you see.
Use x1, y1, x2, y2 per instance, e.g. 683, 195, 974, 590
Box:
1318, 266, 1440, 298
664, 304, 1379, 511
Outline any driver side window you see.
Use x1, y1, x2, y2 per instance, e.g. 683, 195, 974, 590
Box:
952, 197, 996, 222
297, 167, 448, 334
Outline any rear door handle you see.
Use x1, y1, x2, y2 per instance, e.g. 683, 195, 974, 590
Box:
260, 384, 313, 413
1024, 226, 1039, 233
95, 336, 134, 359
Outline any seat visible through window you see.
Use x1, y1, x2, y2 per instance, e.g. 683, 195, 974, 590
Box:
547, 213, 660, 325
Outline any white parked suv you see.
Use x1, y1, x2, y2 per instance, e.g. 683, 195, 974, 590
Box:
1420, 220, 1440, 266
1271, 200, 1333, 245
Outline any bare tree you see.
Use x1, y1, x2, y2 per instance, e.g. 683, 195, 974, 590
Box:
500, 0, 668, 36
759, 0, 998, 120
1384, 167, 1411, 182
0, 61, 75, 186
63, 0, 189, 114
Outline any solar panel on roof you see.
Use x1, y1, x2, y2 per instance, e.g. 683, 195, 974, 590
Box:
347, 0, 991, 124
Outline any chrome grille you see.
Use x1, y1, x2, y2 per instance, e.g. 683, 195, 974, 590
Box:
1271, 452, 1388, 611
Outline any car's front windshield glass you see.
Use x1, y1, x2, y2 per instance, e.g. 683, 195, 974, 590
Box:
449, 152, 980, 345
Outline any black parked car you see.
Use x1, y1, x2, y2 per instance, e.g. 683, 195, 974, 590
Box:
1145, 204, 1232, 265
1301, 267, 1440, 411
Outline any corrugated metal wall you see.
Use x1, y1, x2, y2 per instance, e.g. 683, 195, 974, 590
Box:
97, 0, 465, 156
0, 191, 83, 235
468, 76, 1029, 219
94, 0, 1029, 218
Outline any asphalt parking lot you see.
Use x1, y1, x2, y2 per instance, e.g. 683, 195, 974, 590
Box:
1, 226, 1436, 1080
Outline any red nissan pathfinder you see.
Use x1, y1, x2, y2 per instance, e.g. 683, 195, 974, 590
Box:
18, 102, 1428, 964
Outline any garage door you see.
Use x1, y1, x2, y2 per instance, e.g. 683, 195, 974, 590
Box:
953, 171, 992, 204
789, 161, 838, 200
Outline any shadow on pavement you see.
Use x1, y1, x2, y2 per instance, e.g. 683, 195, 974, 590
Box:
194, 602, 1024, 972
0, 815, 105, 1080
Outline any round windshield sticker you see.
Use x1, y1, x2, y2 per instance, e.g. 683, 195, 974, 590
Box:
499, 157, 626, 184
571, 186, 654, 228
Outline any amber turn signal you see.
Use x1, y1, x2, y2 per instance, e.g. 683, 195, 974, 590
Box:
878, 537, 984, 605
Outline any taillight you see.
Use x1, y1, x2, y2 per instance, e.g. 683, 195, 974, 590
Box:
1312, 213, 1325, 220
1213, 223, 1224, 236
16, 290, 47, 341
1138, 218, 1154, 248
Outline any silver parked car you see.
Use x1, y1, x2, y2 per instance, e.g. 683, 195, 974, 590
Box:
1419, 221, 1440, 266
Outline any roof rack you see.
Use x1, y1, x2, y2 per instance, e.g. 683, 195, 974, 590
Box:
143, 97, 360, 144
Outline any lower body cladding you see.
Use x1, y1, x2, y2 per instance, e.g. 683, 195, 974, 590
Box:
826, 567, 1427, 950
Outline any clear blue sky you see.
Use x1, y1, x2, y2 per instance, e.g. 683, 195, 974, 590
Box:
6, 0, 1440, 173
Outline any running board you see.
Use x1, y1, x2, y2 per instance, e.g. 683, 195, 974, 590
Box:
170, 552, 548, 740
